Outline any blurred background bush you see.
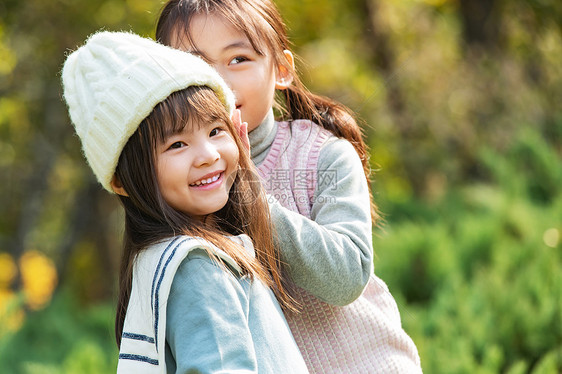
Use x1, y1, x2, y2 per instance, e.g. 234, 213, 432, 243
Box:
0, 0, 560, 372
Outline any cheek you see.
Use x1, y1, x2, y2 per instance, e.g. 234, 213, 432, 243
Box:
231, 143, 240, 167
155, 157, 181, 194
228, 73, 254, 100
253, 67, 275, 92
224, 139, 240, 171
223, 143, 240, 190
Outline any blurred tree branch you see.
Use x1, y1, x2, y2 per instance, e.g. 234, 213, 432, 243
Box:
358, 0, 427, 193
459, 0, 502, 50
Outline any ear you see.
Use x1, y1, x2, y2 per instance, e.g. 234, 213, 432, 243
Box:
275, 50, 295, 90
110, 174, 129, 197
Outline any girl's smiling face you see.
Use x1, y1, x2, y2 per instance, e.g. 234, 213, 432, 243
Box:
156, 118, 239, 220
174, 13, 280, 132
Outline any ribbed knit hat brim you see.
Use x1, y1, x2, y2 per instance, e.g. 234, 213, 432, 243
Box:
62, 31, 235, 192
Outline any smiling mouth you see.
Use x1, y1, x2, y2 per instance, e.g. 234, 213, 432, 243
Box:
190, 172, 222, 187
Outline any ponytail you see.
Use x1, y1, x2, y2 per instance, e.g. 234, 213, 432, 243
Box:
282, 82, 379, 224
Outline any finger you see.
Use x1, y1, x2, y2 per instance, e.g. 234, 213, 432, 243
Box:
240, 121, 250, 152
231, 109, 242, 128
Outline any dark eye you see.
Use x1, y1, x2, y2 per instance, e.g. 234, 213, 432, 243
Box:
169, 141, 184, 150
229, 56, 248, 65
209, 127, 223, 137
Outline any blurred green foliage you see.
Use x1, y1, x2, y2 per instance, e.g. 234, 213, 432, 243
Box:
0, 291, 117, 373
0, 0, 561, 372
374, 129, 562, 372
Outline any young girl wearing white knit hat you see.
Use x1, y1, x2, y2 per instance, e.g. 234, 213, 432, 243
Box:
62, 30, 308, 373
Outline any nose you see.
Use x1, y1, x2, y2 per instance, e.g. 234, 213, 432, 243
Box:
194, 140, 220, 167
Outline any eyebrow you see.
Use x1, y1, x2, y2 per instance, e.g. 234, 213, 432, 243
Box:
222, 40, 254, 51
189, 40, 254, 62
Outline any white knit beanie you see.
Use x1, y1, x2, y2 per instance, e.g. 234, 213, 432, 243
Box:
62, 31, 235, 192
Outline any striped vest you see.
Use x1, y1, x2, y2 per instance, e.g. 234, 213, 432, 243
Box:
116, 236, 246, 373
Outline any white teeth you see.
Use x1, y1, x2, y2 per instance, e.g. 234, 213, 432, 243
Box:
191, 173, 221, 186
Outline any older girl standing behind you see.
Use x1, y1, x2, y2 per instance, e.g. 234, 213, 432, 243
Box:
156, 0, 422, 373
62, 31, 308, 373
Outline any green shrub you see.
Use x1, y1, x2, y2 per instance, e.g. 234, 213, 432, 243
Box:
0, 291, 117, 374
375, 130, 562, 373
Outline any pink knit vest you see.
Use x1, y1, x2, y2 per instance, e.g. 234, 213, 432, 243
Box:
257, 120, 422, 373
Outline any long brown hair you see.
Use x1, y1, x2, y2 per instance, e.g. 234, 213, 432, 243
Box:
114, 86, 294, 347
156, 0, 379, 223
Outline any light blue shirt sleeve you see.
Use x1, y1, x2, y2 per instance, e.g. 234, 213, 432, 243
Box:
165, 249, 258, 373
165, 249, 308, 374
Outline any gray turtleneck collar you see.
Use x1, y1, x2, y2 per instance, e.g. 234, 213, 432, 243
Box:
248, 109, 277, 166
